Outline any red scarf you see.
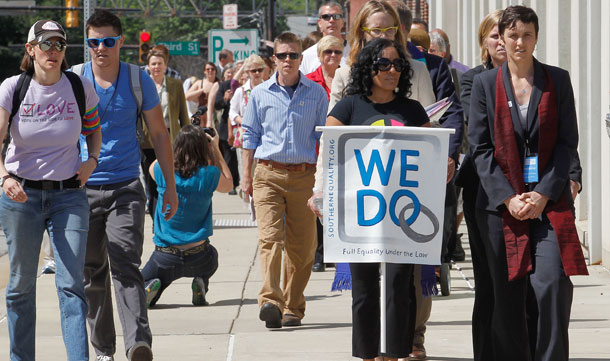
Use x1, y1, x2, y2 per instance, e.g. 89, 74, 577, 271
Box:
493, 66, 588, 281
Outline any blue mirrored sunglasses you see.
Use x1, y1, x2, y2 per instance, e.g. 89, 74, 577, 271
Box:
86, 36, 121, 49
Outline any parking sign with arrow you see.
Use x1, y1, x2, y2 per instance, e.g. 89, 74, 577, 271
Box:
208, 29, 258, 64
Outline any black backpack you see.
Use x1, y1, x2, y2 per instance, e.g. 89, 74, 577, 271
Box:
2, 71, 86, 156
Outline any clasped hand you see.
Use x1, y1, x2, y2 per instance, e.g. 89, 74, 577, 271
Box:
504, 191, 549, 221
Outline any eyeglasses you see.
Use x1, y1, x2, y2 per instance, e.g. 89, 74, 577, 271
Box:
320, 13, 343, 21
275, 52, 300, 60
374, 57, 406, 72
37, 40, 67, 52
323, 49, 343, 56
361, 26, 398, 37
249, 68, 264, 74
86, 36, 121, 49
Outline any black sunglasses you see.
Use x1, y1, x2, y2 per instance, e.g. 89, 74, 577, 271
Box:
320, 14, 343, 21
249, 68, 264, 73
323, 49, 343, 56
374, 57, 407, 72
275, 52, 300, 60
38, 40, 67, 52
86, 36, 121, 49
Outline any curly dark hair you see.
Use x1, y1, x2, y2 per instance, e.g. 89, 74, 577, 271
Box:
345, 38, 412, 99
173, 125, 212, 178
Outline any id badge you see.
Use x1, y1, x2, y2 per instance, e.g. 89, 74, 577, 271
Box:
523, 154, 539, 183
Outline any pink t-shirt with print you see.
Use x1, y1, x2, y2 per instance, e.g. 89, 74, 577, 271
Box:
0, 73, 99, 181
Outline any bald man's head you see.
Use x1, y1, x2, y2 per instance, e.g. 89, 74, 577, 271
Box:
430, 28, 451, 62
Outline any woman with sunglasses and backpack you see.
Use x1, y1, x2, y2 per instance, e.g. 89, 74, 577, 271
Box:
0, 20, 101, 360
324, 38, 430, 361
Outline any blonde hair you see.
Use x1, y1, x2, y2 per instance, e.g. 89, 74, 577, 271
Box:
316, 35, 344, 58
478, 10, 503, 65
347, 0, 406, 65
245, 54, 266, 70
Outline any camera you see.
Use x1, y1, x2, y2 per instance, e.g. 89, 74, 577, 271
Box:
191, 105, 207, 126
202, 127, 216, 137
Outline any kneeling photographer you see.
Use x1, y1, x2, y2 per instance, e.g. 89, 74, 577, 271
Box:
142, 124, 233, 307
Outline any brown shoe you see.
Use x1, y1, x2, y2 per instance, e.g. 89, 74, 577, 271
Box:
409, 346, 427, 360
282, 313, 302, 327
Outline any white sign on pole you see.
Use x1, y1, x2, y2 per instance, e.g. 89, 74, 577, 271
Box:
223, 4, 238, 30
208, 29, 259, 65
319, 126, 454, 265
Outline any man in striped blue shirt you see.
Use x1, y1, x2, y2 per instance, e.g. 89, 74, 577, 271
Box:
241, 32, 328, 329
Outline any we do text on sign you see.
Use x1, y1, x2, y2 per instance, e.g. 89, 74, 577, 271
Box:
318, 126, 453, 265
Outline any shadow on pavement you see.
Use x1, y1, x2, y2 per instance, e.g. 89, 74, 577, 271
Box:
270, 322, 352, 332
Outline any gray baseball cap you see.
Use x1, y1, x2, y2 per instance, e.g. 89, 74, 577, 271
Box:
27, 20, 67, 43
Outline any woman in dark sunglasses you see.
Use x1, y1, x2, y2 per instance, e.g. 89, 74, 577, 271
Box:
305, 35, 344, 100
0, 20, 101, 360
322, 38, 430, 361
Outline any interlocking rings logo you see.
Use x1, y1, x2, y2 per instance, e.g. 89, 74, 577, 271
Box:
398, 202, 440, 243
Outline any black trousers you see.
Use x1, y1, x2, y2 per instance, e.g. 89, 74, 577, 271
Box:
476, 210, 573, 361
140, 148, 157, 220
462, 179, 493, 361
350, 262, 413, 359
442, 181, 457, 262
314, 218, 324, 264
219, 139, 239, 188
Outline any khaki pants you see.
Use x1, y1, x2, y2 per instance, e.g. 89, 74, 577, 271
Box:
414, 264, 432, 349
253, 163, 317, 319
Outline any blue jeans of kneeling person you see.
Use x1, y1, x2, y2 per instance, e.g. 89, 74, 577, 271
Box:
0, 187, 90, 361
142, 242, 218, 307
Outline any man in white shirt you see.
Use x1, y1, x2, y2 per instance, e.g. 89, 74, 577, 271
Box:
299, 1, 350, 74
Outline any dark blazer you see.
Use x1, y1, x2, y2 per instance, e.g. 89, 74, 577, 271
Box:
214, 80, 232, 141
468, 59, 578, 212
423, 52, 464, 161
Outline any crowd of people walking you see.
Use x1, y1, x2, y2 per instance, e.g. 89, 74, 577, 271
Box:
0, 1, 588, 361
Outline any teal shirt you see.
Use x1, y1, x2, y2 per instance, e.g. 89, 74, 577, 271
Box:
153, 163, 220, 247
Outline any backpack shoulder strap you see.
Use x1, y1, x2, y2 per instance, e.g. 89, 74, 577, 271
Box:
64, 71, 86, 120
4, 72, 32, 156
127, 63, 143, 116
10, 73, 32, 125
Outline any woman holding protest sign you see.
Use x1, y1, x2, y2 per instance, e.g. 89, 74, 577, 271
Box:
319, 38, 429, 361
468, 6, 587, 361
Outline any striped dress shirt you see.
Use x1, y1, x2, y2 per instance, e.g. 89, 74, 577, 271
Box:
241, 72, 328, 164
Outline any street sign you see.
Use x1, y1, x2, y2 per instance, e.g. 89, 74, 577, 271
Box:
208, 29, 258, 64
223, 4, 238, 30
156, 41, 200, 56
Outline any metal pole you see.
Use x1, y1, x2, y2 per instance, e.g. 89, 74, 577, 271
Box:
380, 262, 387, 354
83, 0, 95, 62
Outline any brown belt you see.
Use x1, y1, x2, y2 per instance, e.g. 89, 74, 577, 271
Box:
155, 240, 209, 256
258, 159, 315, 172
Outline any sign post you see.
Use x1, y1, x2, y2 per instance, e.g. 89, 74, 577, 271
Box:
223, 4, 238, 30
208, 29, 258, 64
318, 125, 454, 352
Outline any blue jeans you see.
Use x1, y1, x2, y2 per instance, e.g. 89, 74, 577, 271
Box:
141, 243, 218, 307
0, 187, 90, 361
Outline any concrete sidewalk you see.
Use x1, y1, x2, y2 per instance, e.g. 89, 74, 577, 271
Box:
1, 192, 609, 360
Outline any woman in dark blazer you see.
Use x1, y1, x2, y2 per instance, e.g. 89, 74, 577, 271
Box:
468, 6, 587, 361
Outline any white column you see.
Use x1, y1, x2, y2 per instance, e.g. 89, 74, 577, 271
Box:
586, 0, 602, 264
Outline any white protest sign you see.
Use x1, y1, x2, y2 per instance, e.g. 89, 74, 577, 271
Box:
319, 126, 453, 265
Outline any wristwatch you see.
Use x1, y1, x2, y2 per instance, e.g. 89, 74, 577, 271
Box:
1, 174, 12, 187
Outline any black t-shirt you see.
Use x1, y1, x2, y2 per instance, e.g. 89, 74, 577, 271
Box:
329, 94, 429, 127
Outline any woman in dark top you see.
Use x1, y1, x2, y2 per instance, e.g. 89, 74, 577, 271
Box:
325, 38, 429, 361
468, 6, 587, 361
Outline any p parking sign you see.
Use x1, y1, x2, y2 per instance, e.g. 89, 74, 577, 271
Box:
208, 29, 258, 64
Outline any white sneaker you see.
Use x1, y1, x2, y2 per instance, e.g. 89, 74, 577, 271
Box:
40, 260, 56, 274
96, 355, 114, 361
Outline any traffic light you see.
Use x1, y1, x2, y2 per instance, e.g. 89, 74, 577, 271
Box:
139, 31, 151, 63
65, 0, 78, 28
